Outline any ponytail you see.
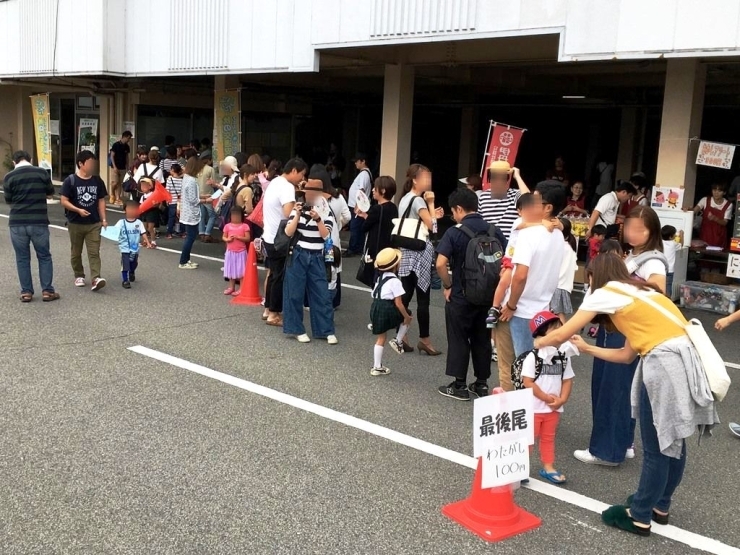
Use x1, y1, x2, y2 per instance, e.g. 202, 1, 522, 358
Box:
402, 163, 430, 196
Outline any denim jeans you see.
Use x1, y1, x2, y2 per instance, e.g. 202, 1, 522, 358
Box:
630, 385, 687, 525
199, 203, 217, 236
666, 272, 674, 299
167, 204, 178, 235
348, 211, 364, 254
10, 225, 54, 294
180, 224, 199, 264
509, 316, 534, 357
283, 247, 335, 337
589, 328, 637, 463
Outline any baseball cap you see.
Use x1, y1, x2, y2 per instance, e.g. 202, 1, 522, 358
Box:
530, 310, 561, 337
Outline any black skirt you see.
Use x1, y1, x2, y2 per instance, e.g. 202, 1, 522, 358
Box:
370, 299, 403, 335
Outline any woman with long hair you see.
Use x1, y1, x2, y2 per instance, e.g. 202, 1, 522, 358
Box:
536, 253, 717, 537
395, 164, 443, 355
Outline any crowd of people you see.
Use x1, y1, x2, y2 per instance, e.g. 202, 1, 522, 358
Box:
3, 141, 738, 539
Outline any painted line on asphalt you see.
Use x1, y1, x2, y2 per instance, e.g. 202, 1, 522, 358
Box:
129, 344, 740, 555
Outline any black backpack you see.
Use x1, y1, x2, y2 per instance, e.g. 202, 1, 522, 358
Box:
511, 349, 565, 390
458, 224, 504, 305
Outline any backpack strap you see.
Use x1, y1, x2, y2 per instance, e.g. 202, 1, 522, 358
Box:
373, 276, 395, 299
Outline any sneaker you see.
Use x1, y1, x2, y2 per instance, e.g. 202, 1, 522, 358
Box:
491, 346, 498, 362
367, 323, 373, 331
574, 449, 619, 466
296, 334, 311, 343
486, 306, 501, 328
370, 366, 391, 376
438, 382, 471, 401
74, 277, 86, 287
122, 281, 131, 289
729, 422, 740, 437
388, 339, 404, 355
625, 445, 636, 459
327, 335, 338, 345
188, 260, 199, 268
91, 278, 106, 292
129, 271, 136, 282
179, 262, 198, 269
468, 381, 489, 398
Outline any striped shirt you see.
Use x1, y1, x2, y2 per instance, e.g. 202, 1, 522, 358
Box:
3, 163, 54, 227
289, 209, 334, 251
478, 188, 521, 240
162, 158, 178, 174
165, 176, 183, 204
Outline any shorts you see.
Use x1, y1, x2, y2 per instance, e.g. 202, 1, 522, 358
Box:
141, 208, 160, 224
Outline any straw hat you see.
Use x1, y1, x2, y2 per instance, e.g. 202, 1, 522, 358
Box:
375, 248, 402, 271
488, 160, 513, 174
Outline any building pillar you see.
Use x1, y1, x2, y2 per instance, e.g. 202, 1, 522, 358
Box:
380, 64, 414, 194
616, 107, 637, 179
457, 106, 478, 179
655, 59, 706, 206
98, 95, 113, 186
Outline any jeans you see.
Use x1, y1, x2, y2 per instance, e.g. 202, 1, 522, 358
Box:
283, 247, 335, 337
348, 211, 364, 254
400, 272, 430, 338
68, 222, 102, 280
180, 224, 199, 264
10, 225, 54, 294
444, 300, 491, 381
265, 242, 286, 313
167, 204, 178, 235
199, 203, 217, 236
630, 385, 687, 525
509, 316, 534, 357
666, 272, 674, 299
121, 253, 139, 280
589, 328, 637, 463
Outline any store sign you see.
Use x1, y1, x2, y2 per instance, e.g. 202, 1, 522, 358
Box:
727, 254, 740, 279
29, 94, 52, 168
481, 123, 525, 191
213, 89, 241, 164
696, 141, 735, 170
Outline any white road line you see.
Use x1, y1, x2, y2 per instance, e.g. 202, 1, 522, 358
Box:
129, 345, 739, 555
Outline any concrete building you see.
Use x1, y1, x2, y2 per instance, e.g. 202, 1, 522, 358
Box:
1, 0, 740, 206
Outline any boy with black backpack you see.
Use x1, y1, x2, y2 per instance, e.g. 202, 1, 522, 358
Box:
435, 188, 506, 401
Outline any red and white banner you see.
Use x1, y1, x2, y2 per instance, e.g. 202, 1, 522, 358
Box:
480, 123, 525, 191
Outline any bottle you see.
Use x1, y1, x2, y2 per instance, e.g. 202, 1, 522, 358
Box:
324, 236, 334, 264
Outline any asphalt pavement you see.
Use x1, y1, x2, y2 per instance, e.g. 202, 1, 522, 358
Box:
1, 200, 739, 554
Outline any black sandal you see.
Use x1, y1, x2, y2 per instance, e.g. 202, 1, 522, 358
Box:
602, 505, 651, 536
42, 291, 61, 302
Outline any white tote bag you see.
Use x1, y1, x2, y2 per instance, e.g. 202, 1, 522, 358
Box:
390, 197, 429, 251
608, 287, 731, 402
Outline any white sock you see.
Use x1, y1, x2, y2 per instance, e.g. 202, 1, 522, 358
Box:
395, 324, 409, 344
374, 345, 384, 368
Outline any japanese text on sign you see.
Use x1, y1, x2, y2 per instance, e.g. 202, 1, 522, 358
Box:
483, 438, 530, 487
696, 141, 735, 170
727, 253, 740, 279
479, 409, 528, 437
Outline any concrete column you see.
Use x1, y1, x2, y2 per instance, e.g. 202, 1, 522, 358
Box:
380, 64, 414, 193
616, 107, 637, 179
457, 106, 477, 178
98, 95, 113, 186
655, 59, 706, 206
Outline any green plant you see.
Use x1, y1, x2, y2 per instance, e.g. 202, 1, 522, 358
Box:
0, 137, 13, 172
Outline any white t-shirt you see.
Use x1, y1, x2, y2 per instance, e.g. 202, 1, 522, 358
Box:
579, 281, 664, 313
261, 175, 296, 244
348, 169, 372, 208
372, 272, 405, 300
697, 197, 733, 221
133, 163, 164, 184
505, 217, 523, 258
625, 251, 667, 281
594, 191, 620, 226
506, 227, 564, 319
521, 352, 575, 413
558, 243, 578, 292
662, 240, 678, 273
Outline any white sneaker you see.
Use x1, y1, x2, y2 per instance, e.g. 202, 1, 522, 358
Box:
179, 262, 198, 269
74, 277, 86, 287
367, 323, 373, 331
388, 339, 404, 355
327, 335, 338, 345
188, 260, 199, 267
297, 334, 311, 343
574, 449, 619, 466
370, 366, 391, 376
91, 278, 106, 292
626, 445, 636, 459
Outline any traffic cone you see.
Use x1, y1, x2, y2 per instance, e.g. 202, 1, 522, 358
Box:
231, 242, 262, 306
442, 387, 541, 542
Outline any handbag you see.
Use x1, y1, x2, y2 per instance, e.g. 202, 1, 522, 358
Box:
606, 286, 730, 401
247, 197, 265, 229
390, 196, 429, 251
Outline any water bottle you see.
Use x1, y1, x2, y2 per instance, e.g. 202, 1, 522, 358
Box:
325, 236, 334, 264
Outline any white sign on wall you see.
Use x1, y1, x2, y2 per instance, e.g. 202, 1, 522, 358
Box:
473, 389, 534, 489
727, 254, 740, 279
696, 141, 735, 170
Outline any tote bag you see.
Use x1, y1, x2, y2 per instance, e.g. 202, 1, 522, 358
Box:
390, 196, 428, 251
356, 204, 383, 287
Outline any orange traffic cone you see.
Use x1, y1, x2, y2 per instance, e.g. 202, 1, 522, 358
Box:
231, 242, 262, 306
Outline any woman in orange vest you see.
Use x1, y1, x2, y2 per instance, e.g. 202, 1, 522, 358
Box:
534, 253, 718, 537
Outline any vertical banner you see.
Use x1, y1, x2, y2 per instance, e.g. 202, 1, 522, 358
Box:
30, 94, 52, 168
213, 89, 241, 164
78, 118, 99, 153
480, 122, 525, 191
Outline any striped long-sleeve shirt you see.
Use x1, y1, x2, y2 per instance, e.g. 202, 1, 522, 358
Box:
3, 163, 54, 227
289, 209, 334, 251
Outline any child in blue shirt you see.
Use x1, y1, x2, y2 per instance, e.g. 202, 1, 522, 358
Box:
115, 201, 153, 288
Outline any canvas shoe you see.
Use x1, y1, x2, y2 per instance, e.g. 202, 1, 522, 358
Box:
370, 366, 391, 376
388, 339, 404, 355
625, 444, 636, 459
326, 335, 338, 345
574, 449, 619, 466
179, 262, 198, 269
296, 334, 311, 343
91, 278, 106, 292
74, 277, 86, 287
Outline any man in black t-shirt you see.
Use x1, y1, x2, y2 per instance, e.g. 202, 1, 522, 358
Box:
109, 130, 132, 206
61, 151, 109, 292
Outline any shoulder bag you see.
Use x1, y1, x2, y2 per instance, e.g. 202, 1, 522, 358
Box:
390, 196, 429, 251
356, 204, 382, 287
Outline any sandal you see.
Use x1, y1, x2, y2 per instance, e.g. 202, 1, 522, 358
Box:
626, 494, 669, 525
42, 291, 60, 302
266, 317, 283, 327
20, 293, 33, 303
224, 288, 235, 295
539, 469, 567, 485
602, 505, 651, 537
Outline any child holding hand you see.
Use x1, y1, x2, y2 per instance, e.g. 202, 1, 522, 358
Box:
222, 206, 251, 296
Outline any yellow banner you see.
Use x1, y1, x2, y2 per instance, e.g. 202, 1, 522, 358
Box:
30, 93, 52, 168
213, 89, 241, 163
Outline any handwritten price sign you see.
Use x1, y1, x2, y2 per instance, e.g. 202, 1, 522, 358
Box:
696, 141, 735, 170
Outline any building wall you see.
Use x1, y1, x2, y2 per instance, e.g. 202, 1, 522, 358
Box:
1, 0, 740, 78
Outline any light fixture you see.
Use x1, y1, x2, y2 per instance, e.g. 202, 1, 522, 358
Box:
562, 95, 586, 99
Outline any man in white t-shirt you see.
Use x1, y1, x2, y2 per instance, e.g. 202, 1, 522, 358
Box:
346, 153, 373, 256
587, 181, 634, 238
262, 157, 308, 325
496, 181, 566, 390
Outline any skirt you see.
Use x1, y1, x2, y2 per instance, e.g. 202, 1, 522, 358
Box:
370, 299, 403, 335
224, 249, 247, 279
550, 288, 573, 315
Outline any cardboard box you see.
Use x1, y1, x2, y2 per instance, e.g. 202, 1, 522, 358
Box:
574, 262, 587, 284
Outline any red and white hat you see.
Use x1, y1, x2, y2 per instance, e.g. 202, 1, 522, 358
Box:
530, 310, 560, 337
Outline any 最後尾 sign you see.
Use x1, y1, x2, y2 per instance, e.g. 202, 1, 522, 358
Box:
473, 389, 534, 488
696, 141, 735, 170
